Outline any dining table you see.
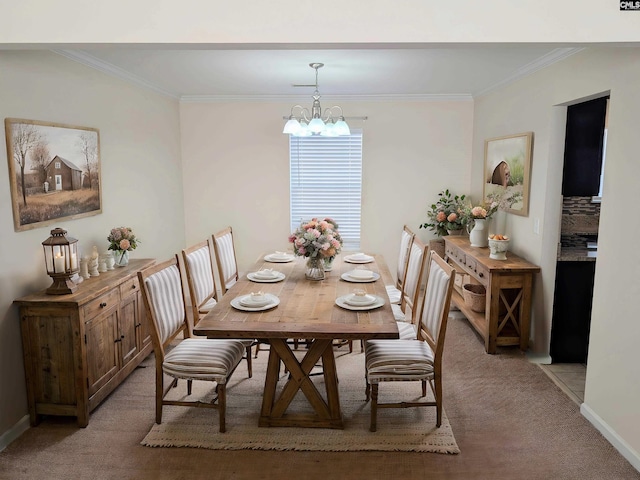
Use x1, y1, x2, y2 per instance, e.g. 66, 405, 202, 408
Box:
193, 252, 399, 429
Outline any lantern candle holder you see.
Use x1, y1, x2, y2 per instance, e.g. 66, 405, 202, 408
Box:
42, 227, 80, 295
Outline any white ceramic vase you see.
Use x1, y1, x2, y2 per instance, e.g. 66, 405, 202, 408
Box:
468, 219, 488, 247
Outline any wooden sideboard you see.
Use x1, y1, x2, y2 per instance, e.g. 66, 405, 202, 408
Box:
14, 258, 155, 427
443, 237, 540, 354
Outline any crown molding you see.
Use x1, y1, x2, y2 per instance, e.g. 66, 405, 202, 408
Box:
474, 47, 584, 97
180, 93, 473, 103
53, 47, 583, 102
51, 49, 179, 99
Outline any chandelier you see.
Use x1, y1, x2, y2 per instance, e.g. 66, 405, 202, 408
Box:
283, 63, 351, 137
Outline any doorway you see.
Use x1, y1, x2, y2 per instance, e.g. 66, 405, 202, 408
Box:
550, 95, 608, 366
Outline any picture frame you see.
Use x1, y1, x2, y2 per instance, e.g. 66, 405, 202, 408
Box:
483, 132, 533, 217
5, 118, 102, 232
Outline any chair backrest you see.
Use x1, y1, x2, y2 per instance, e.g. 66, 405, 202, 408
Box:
181, 239, 217, 323
417, 251, 455, 359
396, 225, 415, 290
212, 226, 239, 294
401, 237, 428, 323
138, 256, 189, 361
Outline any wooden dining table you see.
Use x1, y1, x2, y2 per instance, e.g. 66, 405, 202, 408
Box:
193, 252, 398, 429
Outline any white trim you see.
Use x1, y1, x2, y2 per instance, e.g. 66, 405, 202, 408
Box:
581, 402, 640, 473
51, 49, 179, 99
474, 48, 584, 97
0, 415, 30, 452
180, 93, 474, 103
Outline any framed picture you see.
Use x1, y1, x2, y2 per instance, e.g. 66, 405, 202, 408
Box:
483, 132, 533, 217
5, 118, 102, 232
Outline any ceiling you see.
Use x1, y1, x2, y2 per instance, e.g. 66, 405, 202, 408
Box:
56, 45, 581, 100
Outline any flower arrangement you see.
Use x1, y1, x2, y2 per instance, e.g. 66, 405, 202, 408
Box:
288, 217, 343, 259
464, 190, 522, 221
419, 189, 468, 236
107, 227, 140, 253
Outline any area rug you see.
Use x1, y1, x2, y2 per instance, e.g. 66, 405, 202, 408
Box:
141, 349, 460, 454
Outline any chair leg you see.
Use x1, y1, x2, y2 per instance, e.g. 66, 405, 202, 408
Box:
187, 379, 193, 395
365, 379, 371, 401
360, 339, 365, 353
245, 345, 253, 378
421, 379, 427, 397
156, 369, 164, 424
370, 383, 378, 432
218, 384, 226, 433
254, 342, 261, 358
434, 376, 442, 428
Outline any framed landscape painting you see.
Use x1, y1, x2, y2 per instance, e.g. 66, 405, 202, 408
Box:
5, 118, 102, 232
483, 132, 533, 217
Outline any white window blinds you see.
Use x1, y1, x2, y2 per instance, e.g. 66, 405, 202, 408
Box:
289, 131, 363, 250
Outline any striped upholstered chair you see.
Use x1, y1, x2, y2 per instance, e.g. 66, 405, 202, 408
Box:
391, 237, 428, 341
364, 251, 455, 432
138, 256, 246, 432
182, 240, 255, 377
385, 225, 415, 305
212, 226, 239, 294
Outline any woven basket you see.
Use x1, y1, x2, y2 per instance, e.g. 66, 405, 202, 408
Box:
462, 284, 486, 313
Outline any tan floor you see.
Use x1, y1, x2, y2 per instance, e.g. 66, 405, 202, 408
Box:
539, 363, 587, 405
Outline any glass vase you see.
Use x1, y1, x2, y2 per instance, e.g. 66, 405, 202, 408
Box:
305, 257, 325, 281
114, 250, 129, 267
323, 256, 335, 272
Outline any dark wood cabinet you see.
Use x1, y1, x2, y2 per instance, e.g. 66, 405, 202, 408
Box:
562, 96, 608, 197
550, 261, 595, 363
15, 259, 155, 427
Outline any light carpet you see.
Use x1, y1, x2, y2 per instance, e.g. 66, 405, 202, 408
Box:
141, 348, 460, 454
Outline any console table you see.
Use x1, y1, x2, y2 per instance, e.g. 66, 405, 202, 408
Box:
443, 237, 540, 354
15, 259, 155, 427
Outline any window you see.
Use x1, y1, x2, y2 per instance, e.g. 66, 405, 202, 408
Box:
55, 162, 61, 169
289, 131, 363, 250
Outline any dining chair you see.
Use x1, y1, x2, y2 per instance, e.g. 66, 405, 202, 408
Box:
392, 236, 428, 340
138, 256, 246, 432
364, 251, 455, 432
385, 225, 415, 305
359, 237, 427, 353
212, 226, 239, 294
182, 239, 255, 377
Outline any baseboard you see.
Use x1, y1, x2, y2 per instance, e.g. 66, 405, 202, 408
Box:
526, 352, 552, 364
0, 415, 30, 452
581, 402, 640, 473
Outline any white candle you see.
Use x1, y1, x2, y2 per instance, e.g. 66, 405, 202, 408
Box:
54, 253, 65, 273
70, 253, 78, 270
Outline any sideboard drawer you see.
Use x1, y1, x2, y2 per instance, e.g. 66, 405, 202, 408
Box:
83, 288, 119, 318
119, 276, 140, 299
446, 245, 465, 265
475, 263, 489, 285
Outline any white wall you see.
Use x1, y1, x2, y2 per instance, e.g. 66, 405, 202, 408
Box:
472, 47, 640, 466
0, 50, 185, 438
179, 99, 473, 277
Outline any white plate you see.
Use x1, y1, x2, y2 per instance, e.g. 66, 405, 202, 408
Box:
231, 294, 280, 312
344, 254, 374, 264
344, 294, 377, 306
247, 271, 286, 283
239, 294, 271, 307
336, 294, 385, 311
264, 253, 295, 263
341, 272, 380, 283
